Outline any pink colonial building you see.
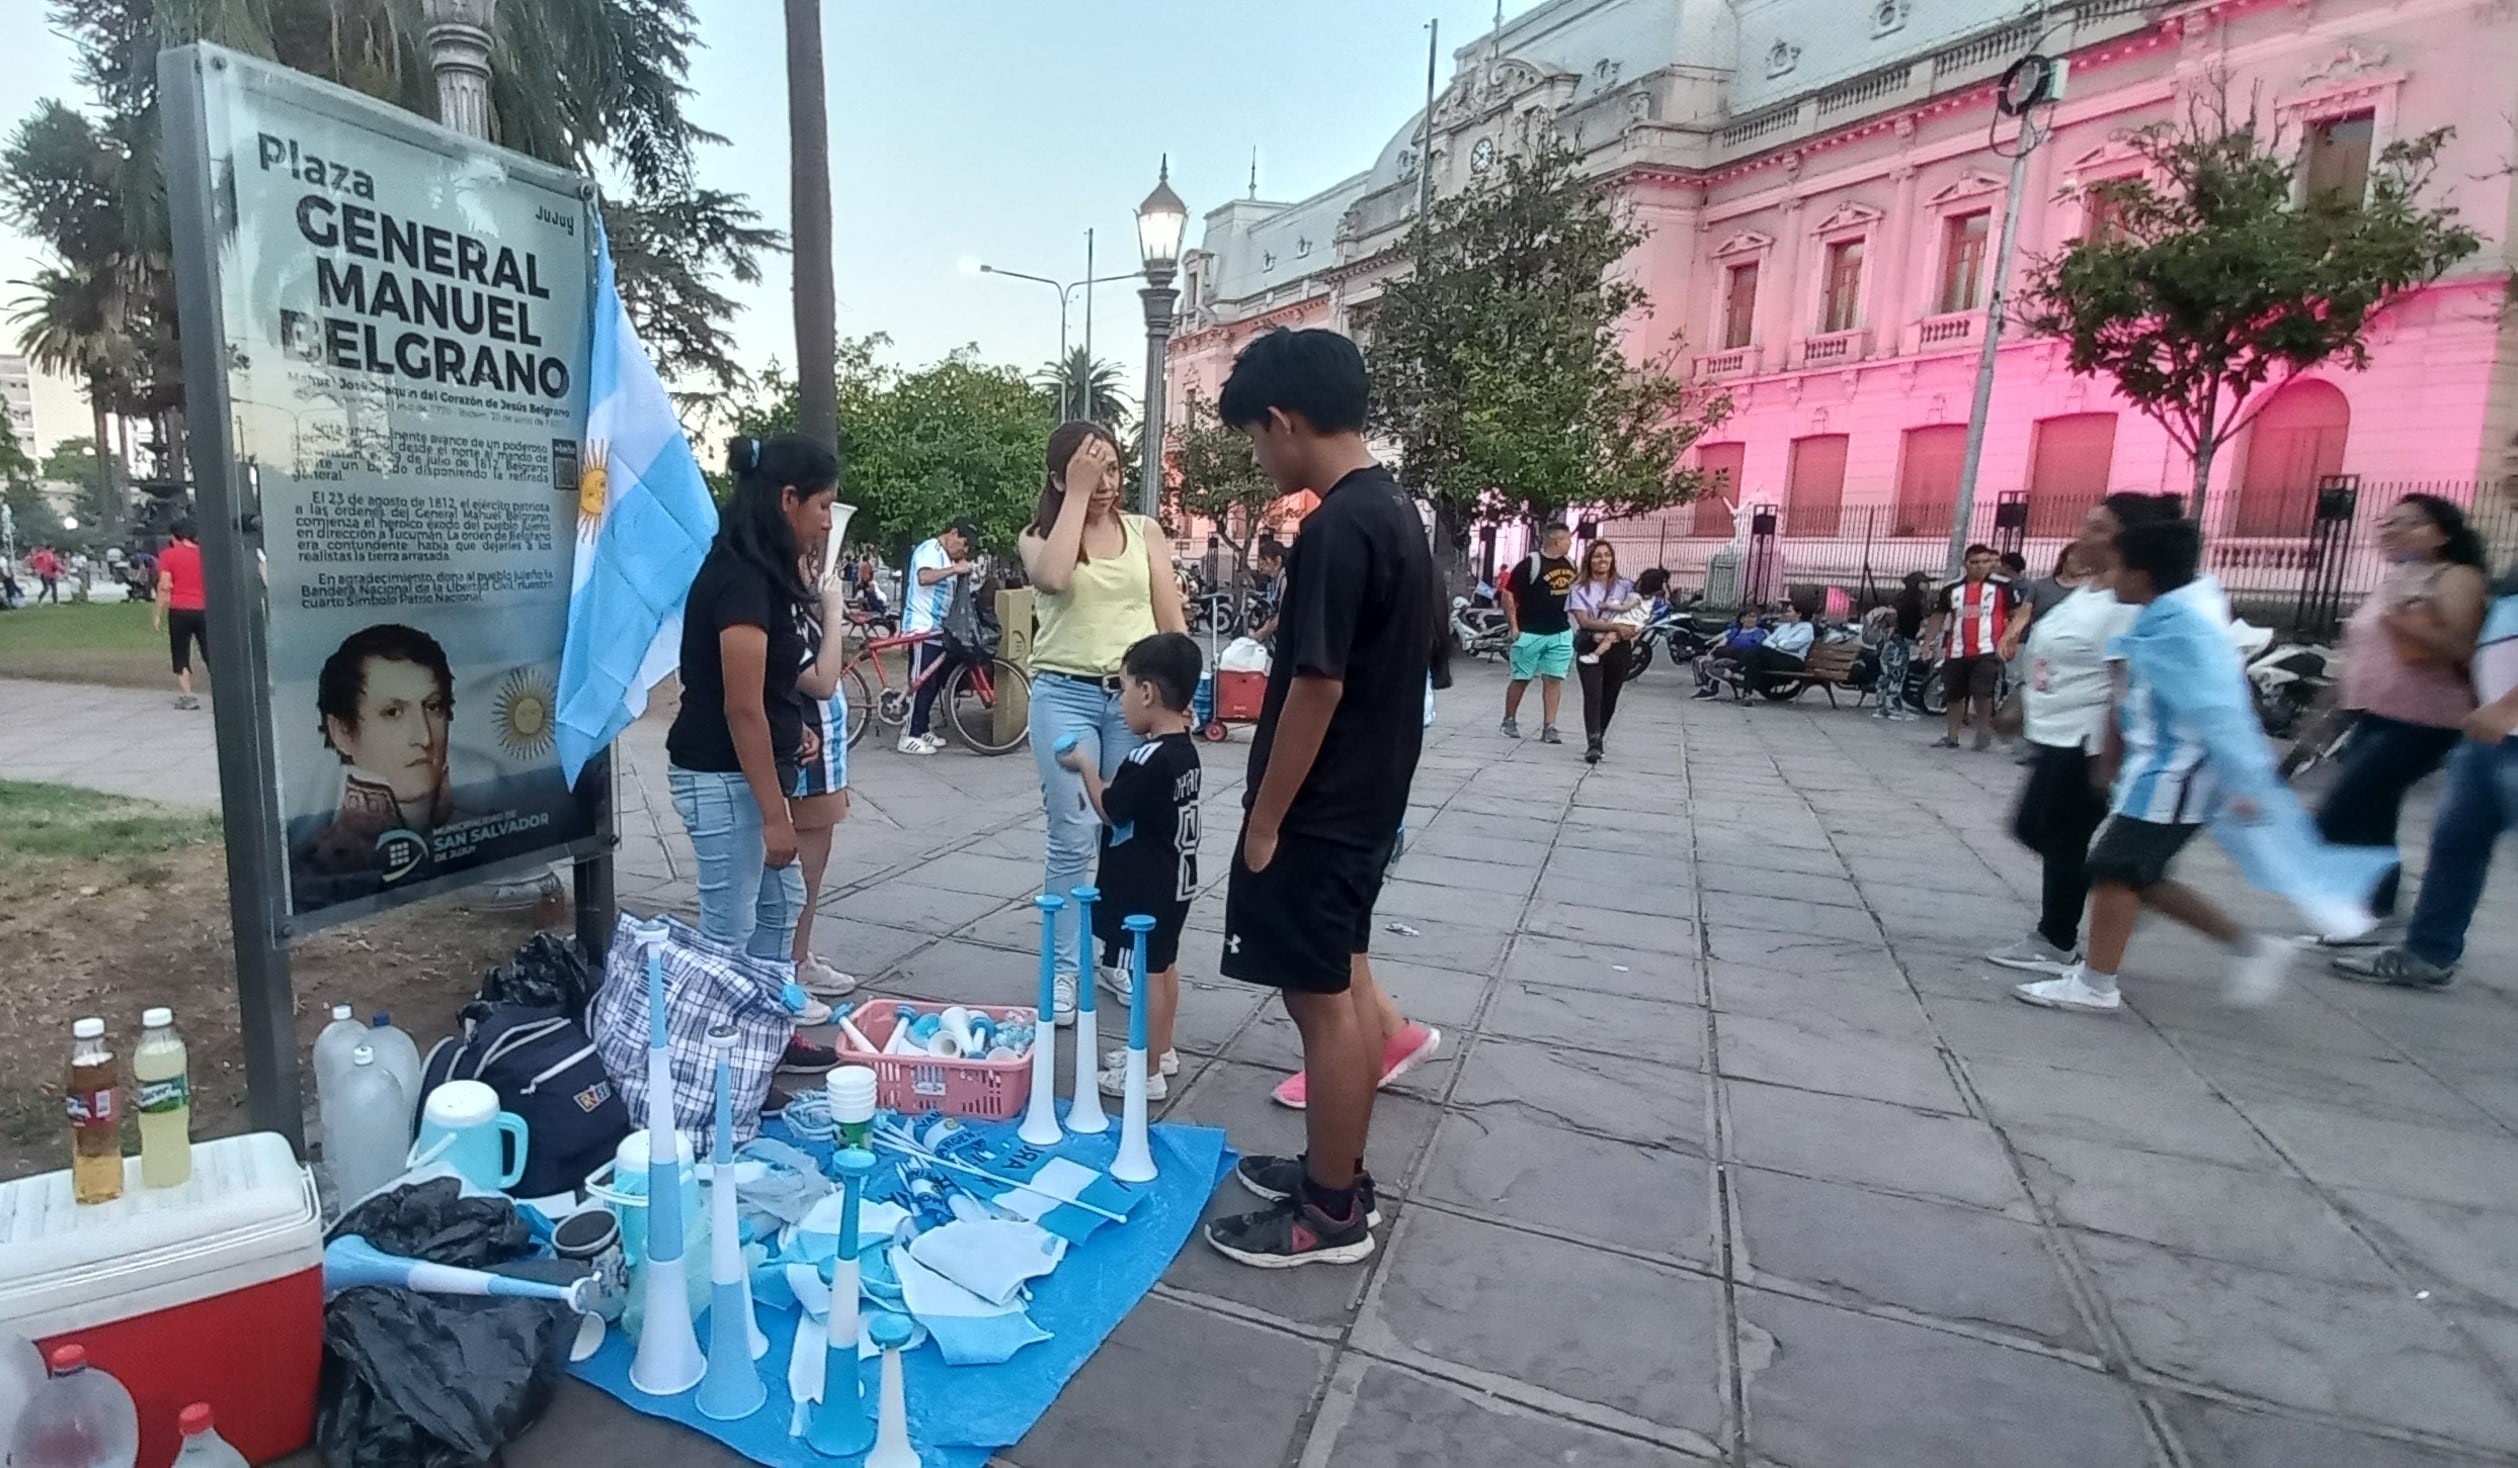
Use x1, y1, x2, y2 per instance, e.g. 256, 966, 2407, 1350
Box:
1164, 0, 2518, 605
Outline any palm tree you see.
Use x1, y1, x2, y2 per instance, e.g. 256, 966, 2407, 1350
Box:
784, 0, 837, 446
14, 264, 137, 537
1037, 347, 1133, 429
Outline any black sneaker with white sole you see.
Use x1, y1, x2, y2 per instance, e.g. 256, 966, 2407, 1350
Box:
1234, 1153, 1382, 1226
1204, 1196, 1375, 1269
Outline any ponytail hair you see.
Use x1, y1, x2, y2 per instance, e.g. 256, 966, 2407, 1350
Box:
719, 432, 839, 609
1029, 420, 1125, 563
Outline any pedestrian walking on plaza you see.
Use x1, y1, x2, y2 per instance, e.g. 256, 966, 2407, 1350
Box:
1570, 540, 1641, 763
1208, 327, 1442, 1267
2332, 478, 2518, 990
1988, 493, 2182, 978
154, 519, 209, 709
2014, 519, 2389, 1015
1019, 420, 1189, 1023
665, 433, 841, 1072
1499, 523, 1578, 743
1929, 543, 2026, 751
30, 544, 59, 603
789, 550, 861, 1010
2310, 493, 2489, 946
898, 517, 982, 754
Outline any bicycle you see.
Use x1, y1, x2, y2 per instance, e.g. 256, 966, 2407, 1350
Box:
839, 626, 1032, 755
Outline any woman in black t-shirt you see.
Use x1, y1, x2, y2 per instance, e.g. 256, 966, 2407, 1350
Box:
665, 433, 839, 967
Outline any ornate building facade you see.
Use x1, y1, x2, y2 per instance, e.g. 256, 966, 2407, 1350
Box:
1164, 0, 2517, 585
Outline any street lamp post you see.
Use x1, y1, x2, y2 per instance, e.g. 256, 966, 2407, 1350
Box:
980, 262, 1139, 422
1134, 158, 1188, 519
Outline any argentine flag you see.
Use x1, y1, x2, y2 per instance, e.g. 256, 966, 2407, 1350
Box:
555, 219, 719, 785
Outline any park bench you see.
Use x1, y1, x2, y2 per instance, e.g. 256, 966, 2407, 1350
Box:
1761, 640, 1865, 707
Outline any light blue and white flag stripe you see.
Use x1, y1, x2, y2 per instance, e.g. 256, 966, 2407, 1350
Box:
555, 218, 718, 785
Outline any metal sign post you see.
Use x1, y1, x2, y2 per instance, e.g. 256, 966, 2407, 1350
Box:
160, 43, 605, 1151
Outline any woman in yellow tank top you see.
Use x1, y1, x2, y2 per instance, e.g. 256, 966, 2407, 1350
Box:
1018, 421, 1189, 1012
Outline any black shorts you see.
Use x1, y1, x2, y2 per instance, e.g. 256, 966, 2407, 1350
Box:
1943, 653, 2002, 701
167, 609, 208, 674
1096, 895, 1190, 974
2085, 815, 2201, 889
1220, 829, 1395, 995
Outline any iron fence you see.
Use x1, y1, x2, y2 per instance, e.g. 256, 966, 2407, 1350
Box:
1595, 480, 2518, 631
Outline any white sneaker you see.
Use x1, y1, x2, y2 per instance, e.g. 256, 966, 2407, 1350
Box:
897, 732, 939, 755
2225, 936, 2294, 1007
1096, 1061, 1168, 1101
1986, 934, 2082, 977
798, 954, 859, 999
1097, 963, 1136, 1005
1576, 651, 1601, 665
1052, 972, 1077, 1027
789, 992, 834, 1025
1105, 1046, 1180, 1076
2012, 973, 2123, 1013
2310, 919, 2402, 950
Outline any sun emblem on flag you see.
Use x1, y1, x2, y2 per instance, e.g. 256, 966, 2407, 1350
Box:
577, 440, 609, 546
492, 666, 558, 761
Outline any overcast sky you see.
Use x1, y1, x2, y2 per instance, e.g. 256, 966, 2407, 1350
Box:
0, 1, 1541, 450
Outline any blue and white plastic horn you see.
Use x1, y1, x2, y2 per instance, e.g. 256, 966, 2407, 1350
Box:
1066, 885, 1108, 1135
806, 1147, 878, 1458
695, 1025, 766, 1421
324, 1234, 601, 1313
628, 923, 705, 1397
1018, 893, 1065, 1147
1111, 914, 1160, 1184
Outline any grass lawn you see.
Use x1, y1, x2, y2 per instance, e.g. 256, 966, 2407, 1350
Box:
0, 778, 222, 862
0, 600, 198, 688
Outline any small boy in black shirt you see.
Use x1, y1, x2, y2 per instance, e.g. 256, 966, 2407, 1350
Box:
1056, 631, 1204, 1100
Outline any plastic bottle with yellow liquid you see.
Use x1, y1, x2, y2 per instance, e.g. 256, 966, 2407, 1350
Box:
135, 1007, 191, 1189
66, 1018, 122, 1205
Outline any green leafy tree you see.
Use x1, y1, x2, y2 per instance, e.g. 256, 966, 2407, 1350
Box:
1036, 347, 1133, 429
43, 436, 130, 543
1164, 389, 1280, 573
733, 337, 1055, 559
0, 414, 61, 554
2022, 97, 2480, 512
1368, 139, 1730, 573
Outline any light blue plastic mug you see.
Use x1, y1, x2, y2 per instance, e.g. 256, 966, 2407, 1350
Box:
412, 1080, 529, 1191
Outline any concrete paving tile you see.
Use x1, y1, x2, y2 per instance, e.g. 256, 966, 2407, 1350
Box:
1699, 890, 1882, 941
500, 1381, 748, 1466
1723, 1079, 2026, 1212
1167, 978, 1269, 1057
826, 877, 1013, 935
1451, 1035, 1707, 1151
2242, 1097, 2518, 1212
1732, 1166, 2092, 1352
1504, 933, 1701, 1000
1549, 822, 1671, 857
1416, 1107, 1715, 1261
1542, 842, 1697, 888
881, 939, 1038, 1009
1007, 1295, 1331, 1468
1694, 838, 1852, 879
1700, 928, 1903, 982
1736, 1288, 2152, 1468
1364, 918, 1512, 976
1170, 1058, 1444, 1186
2332, 1188, 2518, 1315
2074, 1233, 2518, 1450
796, 914, 938, 978
1531, 870, 1693, 914
1961, 1052, 2287, 1170
1354, 956, 1492, 1031
903, 849, 1048, 898
1377, 878, 1526, 934
1363, 1209, 1728, 1440
1524, 900, 1699, 955
1388, 852, 1542, 897
1921, 992, 2208, 1086
1704, 962, 1933, 1037
1713, 1008, 1968, 1114
2162, 1394, 2508, 1468
1312, 1365, 1713, 1467
1483, 979, 1700, 1055
1694, 863, 1865, 907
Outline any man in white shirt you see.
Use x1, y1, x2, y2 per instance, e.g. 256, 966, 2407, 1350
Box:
900, 519, 979, 754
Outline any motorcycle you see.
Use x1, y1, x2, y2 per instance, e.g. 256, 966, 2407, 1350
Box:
2242, 629, 2335, 740
1621, 597, 1716, 681
1451, 596, 1512, 661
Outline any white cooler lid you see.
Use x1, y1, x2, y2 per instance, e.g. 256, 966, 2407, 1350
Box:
0, 1132, 322, 1329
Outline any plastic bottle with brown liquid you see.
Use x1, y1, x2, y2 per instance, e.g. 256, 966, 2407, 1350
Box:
66, 1019, 122, 1205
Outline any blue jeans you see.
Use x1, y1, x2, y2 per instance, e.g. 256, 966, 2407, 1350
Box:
2404, 738, 2518, 968
2314, 712, 2462, 916
667, 764, 803, 969
1029, 673, 1143, 977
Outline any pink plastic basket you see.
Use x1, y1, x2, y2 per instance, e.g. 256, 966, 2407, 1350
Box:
840, 999, 1037, 1119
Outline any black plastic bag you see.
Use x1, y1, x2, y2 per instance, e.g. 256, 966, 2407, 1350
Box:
317, 1179, 574, 1468
476, 933, 600, 1018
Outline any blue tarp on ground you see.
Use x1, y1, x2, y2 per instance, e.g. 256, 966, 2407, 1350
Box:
570, 1116, 1230, 1465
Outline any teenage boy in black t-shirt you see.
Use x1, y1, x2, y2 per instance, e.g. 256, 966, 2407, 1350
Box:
1207, 327, 1441, 1268
1058, 631, 1204, 1101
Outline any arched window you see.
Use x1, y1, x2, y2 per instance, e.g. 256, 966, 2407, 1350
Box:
2233, 380, 2350, 537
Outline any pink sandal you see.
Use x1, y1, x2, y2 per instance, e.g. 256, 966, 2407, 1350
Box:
1270, 1024, 1443, 1110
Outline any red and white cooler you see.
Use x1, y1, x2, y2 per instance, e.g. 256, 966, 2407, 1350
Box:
0, 1132, 324, 1467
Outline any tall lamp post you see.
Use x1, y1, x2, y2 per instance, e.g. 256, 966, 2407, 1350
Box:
1134, 158, 1188, 519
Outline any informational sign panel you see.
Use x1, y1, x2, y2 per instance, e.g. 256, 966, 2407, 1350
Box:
167, 46, 599, 931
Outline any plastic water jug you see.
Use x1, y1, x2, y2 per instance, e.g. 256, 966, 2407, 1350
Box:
7, 1345, 137, 1468
0, 1330, 45, 1460
169, 1404, 247, 1468
320, 1045, 412, 1209
364, 1014, 424, 1125
311, 1005, 366, 1099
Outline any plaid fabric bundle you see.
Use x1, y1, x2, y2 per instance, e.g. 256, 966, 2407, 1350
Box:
590, 910, 791, 1150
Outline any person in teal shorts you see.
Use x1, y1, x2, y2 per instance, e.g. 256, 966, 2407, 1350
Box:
1500, 523, 1578, 744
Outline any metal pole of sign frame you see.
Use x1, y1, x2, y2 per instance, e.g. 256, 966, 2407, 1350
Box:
160, 48, 306, 1150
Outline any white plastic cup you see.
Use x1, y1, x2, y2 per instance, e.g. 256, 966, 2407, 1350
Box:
826, 1066, 879, 1150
